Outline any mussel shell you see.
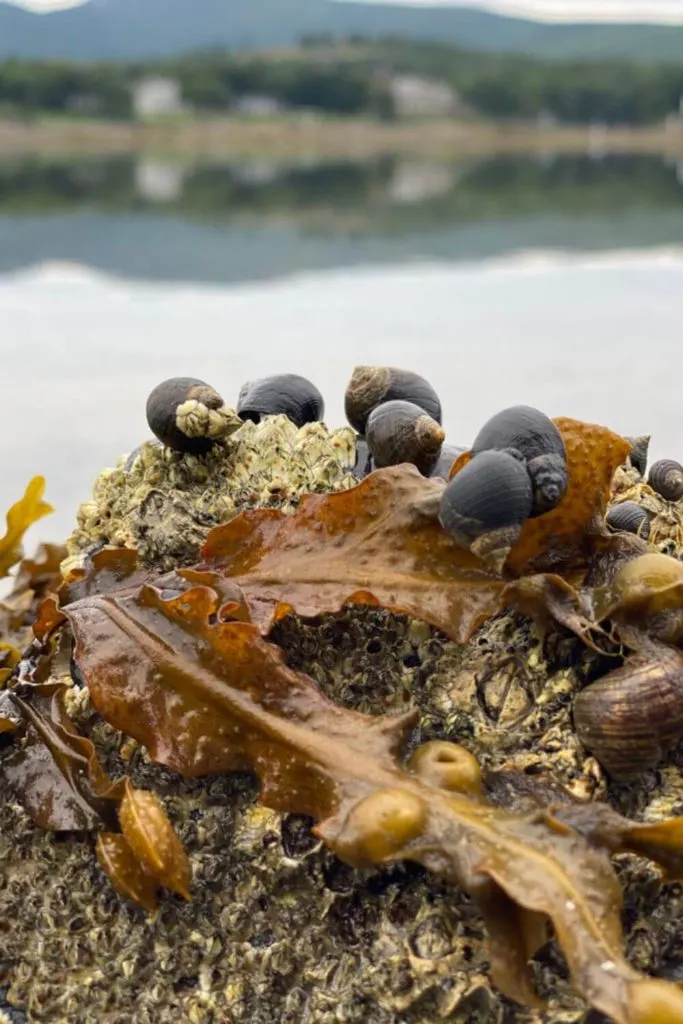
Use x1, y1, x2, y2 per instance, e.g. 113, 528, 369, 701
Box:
237, 374, 324, 428
366, 400, 445, 476
430, 443, 468, 480
472, 405, 566, 464
648, 459, 683, 502
439, 449, 534, 548
345, 365, 442, 435
606, 501, 650, 539
146, 376, 223, 454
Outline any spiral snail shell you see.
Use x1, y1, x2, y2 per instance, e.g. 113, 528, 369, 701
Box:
237, 374, 324, 428
606, 501, 650, 539
438, 449, 534, 573
146, 377, 241, 454
648, 459, 683, 502
471, 405, 568, 517
573, 647, 683, 779
344, 366, 442, 436
366, 400, 445, 477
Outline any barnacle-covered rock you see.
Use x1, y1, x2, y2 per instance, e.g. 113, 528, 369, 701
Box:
65, 417, 357, 572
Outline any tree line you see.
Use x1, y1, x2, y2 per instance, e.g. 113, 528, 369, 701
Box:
0, 40, 682, 125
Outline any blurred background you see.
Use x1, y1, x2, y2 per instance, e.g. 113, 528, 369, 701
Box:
2, 0, 683, 543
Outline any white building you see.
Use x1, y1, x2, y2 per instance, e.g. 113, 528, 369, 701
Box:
389, 75, 459, 119
132, 77, 184, 120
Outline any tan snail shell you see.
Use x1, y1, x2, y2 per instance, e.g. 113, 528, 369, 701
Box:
365, 400, 445, 476
592, 552, 683, 646
408, 741, 483, 797
573, 647, 683, 779
344, 365, 442, 436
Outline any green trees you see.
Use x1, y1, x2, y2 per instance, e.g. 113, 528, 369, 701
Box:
0, 42, 681, 124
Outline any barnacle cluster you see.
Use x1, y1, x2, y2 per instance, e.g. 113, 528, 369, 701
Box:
65, 416, 357, 571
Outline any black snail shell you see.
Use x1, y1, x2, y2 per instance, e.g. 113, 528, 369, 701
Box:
351, 438, 374, 480
606, 501, 650, 539
648, 459, 683, 502
471, 405, 568, 517
438, 449, 534, 573
625, 434, 650, 477
365, 400, 445, 477
237, 374, 324, 429
430, 443, 468, 480
573, 648, 683, 780
146, 377, 240, 454
344, 365, 442, 436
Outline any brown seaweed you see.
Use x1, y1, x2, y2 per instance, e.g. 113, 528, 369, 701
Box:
27, 574, 683, 1021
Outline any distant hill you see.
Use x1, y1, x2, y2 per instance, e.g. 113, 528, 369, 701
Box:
0, 0, 682, 62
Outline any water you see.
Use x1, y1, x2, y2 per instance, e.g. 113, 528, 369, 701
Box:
1, 151, 683, 552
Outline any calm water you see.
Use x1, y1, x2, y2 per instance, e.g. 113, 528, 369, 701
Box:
1, 151, 683, 551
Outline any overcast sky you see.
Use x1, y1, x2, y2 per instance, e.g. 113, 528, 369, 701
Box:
7, 0, 683, 21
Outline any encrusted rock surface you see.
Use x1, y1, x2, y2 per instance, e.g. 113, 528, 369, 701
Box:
3, 429, 683, 1023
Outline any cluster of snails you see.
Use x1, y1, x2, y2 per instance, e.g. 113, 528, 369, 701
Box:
606, 433, 683, 541
438, 406, 569, 573
146, 373, 326, 454
146, 371, 572, 578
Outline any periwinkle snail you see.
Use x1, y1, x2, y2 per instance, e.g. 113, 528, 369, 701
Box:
365, 400, 445, 477
408, 741, 483, 797
472, 405, 568, 516
625, 434, 650, 477
438, 449, 533, 573
237, 374, 324, 429
648, 459, 683, 502
595, 552, 683, 647
345, 365, 442, 436
573, 647, 683, 780
606, 501, 650, 539
146, 377, 241, 454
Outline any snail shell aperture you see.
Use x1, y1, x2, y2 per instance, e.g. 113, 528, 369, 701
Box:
237, 374, 324, 428
573, 647, 683, 779
648, 459, 683, 502
146, 377, 240, 454
344, 365, 442, 436
438, 449, 534, 573
471, 405, 568, 517
606, 501, 650, 539
366, 400, 445, 477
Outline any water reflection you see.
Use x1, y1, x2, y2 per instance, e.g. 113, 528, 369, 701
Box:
0, 153, 681, 282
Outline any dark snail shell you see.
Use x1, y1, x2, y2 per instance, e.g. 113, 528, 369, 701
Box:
648, 459, 683, 502
625, 435, 650, 477
146, 377, 238, 454
438, 449, 534, 573
606, 501, 650, 539
430, 443, 468, 480
351, 438, 374, 480
366, 400, 445, 477
573, 648, 683, 779
344, 365, 442, 436
237, 374, 324, 428
471, 405, 568, 517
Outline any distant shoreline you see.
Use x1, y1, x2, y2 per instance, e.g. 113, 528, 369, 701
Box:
1, 116, 682, 159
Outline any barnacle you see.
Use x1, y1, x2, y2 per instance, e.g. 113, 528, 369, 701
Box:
65, 417, 358, 571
